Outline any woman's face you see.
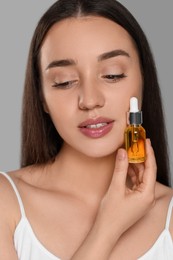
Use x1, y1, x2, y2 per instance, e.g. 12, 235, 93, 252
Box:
40, 16, 143, 157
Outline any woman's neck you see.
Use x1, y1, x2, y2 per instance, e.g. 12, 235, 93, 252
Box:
50, 143, 116, 204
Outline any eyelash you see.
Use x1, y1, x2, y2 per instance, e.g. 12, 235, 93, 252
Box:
52, 80, 78, 89
102, 73, 126, 82
52, 73, 126, 89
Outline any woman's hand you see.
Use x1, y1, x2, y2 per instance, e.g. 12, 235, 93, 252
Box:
96, 139, 156, 242
71, 139, 157, 259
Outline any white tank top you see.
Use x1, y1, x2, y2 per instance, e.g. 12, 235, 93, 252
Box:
0, 171, 173, 260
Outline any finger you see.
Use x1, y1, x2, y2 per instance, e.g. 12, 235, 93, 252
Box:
127, 165, 142, 189
128, 165, 137, 185
111, 148, 129, 193
142, 139, 157, 192
132, 163, 145, 183
128, 162, 144, 178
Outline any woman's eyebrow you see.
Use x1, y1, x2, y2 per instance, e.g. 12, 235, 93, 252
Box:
98, 49, 130, 61
45, 49, 130, 70
45, 59, 76, 70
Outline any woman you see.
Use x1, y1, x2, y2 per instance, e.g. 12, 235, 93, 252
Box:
0, 0, 172, 259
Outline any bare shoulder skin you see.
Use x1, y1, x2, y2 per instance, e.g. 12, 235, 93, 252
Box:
109, 182, 173, 259
0, 163, 172, 260
0, 173, 20, 260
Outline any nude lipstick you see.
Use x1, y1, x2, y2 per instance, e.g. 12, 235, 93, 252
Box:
78, 117, 114, 138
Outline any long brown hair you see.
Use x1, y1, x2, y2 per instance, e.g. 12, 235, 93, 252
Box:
21, 0, 171, 186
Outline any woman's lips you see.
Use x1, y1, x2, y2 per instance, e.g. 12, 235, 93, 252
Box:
78, 117, 114, 138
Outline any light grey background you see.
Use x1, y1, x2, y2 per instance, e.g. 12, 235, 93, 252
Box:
0, 1, 173, 184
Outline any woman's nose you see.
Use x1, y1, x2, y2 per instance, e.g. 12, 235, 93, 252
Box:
78, 81, 105, 110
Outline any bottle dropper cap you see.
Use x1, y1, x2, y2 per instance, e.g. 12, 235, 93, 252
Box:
129, 97, 143, 125
130, 97, 139, 112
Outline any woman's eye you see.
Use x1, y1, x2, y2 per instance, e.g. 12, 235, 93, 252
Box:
52, 80, 78, 89
102, 73, 126, 82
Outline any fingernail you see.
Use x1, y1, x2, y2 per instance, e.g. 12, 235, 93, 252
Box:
117, 149, 126, 160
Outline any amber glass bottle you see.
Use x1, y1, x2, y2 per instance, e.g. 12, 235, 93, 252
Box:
125, 97, 146, 163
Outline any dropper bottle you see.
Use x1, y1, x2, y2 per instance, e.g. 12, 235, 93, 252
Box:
125, 97, 146, 163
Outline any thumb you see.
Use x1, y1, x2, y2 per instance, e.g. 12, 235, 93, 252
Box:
111, 149, 129, 193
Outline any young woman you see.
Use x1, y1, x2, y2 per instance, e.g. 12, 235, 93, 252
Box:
0, 0, 172, 259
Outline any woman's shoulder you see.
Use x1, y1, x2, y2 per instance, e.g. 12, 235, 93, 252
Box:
0, 166, 40, 212
0, 171, 22, 234
5, 164, 48, 190
0, 170, 21, 210
155, 181, 173, 201
154, 182, 173, 233
0, 166, 44, 224
155, 181, 173, 213
0, 171, 19, 260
